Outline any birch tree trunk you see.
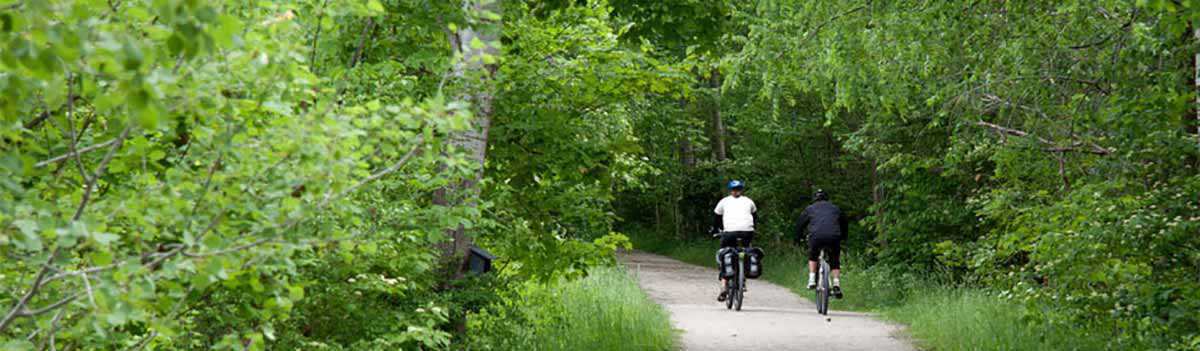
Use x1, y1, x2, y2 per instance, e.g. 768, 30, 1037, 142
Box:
435, 0, 501, 277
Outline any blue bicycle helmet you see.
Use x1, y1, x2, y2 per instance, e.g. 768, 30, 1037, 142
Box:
727, 180, 745, 190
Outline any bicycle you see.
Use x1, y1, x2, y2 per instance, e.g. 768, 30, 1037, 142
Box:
714, 232, 748, 311
813, 249, 832, 315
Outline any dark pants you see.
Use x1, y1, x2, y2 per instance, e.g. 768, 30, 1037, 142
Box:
808, 237, 841, 270
719, 231, 755, 248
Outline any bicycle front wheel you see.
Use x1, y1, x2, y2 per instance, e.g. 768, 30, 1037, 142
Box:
725, 284, 733, 310
734, 270, 745, 311
733, 288, 743, 311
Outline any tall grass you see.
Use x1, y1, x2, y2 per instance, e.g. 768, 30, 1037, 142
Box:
525, 267, 677, 350
631, 234, 1110, 350
469, 266, 677, 350
885, 288, 1104, 350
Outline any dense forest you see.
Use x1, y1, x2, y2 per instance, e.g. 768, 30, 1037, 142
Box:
1, 0, 1198, 350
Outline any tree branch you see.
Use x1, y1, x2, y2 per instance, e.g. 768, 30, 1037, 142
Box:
35, 139, 118, 168
0, 255, 54, 331
73, 124, 134, 221
17, 294, 78, 317
349, 18, 376, 68
975, 121, 1111, 155
34, 308, 65, 351
23, 111, 51, 129
319, 135, 425, 208
189, 135, 426, 257
126, 331, 157, 351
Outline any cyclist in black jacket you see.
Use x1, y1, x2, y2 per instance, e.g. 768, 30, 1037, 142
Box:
795, 189, 847, 299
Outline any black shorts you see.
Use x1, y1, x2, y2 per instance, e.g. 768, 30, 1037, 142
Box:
808, 237, 841, 269
719, 231, 754, 248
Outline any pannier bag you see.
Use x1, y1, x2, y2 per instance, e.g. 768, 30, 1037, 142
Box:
746, 247, 765, 279
716, 247, 737, 279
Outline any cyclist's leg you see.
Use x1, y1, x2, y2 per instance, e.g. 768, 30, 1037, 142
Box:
806, 238, 819, 289
718, 234, 737, 283
717, 236, 735, 301
827, 239, 842, 284
738, 231, 753, 292
827, 239, 844, 298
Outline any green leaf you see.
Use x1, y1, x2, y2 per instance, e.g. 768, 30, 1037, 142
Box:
90, 250, 114, 266
91, 232, 119, 245
288, 286, 304, 301
367, 0, 385, 14
1, 340, 35, 351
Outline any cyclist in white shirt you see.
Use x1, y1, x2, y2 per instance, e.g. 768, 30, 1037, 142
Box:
711, 180, 757, 302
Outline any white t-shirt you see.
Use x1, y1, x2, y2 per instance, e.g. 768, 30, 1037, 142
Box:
714, 195, 757, 232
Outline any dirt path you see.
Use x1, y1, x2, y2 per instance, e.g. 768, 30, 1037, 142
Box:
621, 251, 914, 351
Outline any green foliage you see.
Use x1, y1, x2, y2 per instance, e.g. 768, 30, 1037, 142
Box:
622, 0, 1200, 347
1, 0, 685, 348
0, 0, 472, 349
5, 0, 1198, 348
479, 0, 686, 282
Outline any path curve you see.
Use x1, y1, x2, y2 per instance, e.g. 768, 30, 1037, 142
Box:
621, 251, 914, 351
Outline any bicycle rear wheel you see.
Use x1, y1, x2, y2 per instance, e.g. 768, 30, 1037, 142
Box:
818, 288, 829, 315
818, 260, 831, 315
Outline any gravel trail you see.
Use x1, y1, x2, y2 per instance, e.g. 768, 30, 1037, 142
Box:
621, 251, 914, 351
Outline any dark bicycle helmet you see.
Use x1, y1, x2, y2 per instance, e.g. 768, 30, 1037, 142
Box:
814, 189, 829, 201
727, 180, 745, 190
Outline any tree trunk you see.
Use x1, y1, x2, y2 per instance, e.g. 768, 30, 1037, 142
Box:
871, 158, 882, 217
1194, 23, 1199, 150
435, 0, 501, 278
711, 70, 727, 161
823, 129, 840, 177
679, 138, 695, 167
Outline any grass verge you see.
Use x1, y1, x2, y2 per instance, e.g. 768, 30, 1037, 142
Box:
469, 266, 676, 350
632, 235, 1107, 350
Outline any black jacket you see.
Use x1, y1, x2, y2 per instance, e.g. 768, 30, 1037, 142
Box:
795, 201, 847, 242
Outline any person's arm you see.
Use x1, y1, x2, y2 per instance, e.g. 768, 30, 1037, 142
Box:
712, 199, 725, 233
795, 209, 810, 245
751, 200, 758, 228
838, 210, 849, 241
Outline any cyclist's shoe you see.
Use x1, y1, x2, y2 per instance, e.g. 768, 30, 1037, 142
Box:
807, 278, 817, 290
832, 286, 844, 299
717, 290, 728, 302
